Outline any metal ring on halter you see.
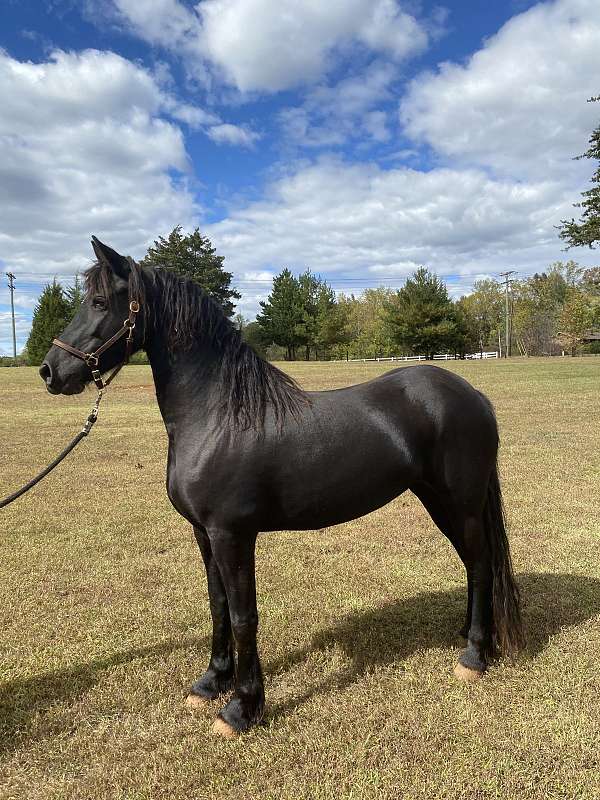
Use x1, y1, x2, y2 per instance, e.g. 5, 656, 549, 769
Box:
85, 354, 99, 367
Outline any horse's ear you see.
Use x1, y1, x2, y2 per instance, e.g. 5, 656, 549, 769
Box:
91, 236, 130, 281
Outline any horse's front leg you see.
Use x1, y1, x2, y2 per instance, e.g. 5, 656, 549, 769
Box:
187, 525, 235, 706
208, 527, 264, 737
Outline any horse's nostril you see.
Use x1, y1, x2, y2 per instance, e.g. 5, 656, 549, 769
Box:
39, 362, 52, 383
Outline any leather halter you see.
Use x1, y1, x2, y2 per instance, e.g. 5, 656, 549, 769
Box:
52, 299, 140, 390
0, 295, 141, 509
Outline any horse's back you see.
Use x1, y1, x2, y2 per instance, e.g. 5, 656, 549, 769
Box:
307, 364, 495, 437
305, 363, 498, 497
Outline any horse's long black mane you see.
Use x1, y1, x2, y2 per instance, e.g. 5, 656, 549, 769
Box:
84, 259, 307, 430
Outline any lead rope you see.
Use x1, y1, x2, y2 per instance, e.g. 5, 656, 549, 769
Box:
0, 390, 103, 509
0, 301, 139, 510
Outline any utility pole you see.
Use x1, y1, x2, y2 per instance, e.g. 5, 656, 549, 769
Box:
499, 271, 516, 358
6, 272, 17, 359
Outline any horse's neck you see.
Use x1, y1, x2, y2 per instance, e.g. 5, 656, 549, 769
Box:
145, 330, 221, 431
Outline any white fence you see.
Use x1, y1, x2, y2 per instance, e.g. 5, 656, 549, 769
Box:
335, 351, 499, 363
464, 351, 499, 360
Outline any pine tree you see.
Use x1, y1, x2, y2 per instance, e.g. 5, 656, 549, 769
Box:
26, 280, 71, 365
385, 267, 459, 359
256, 269, 304, 360
291, 271, 332, 359
295, 271, 320, 360
65, 274, 84, 320
559, 97, 600, 248
241, 321, 269, 359
314, 281, 345, 358
142, 226, 240, 316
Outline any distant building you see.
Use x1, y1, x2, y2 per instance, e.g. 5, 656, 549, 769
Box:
582, 330, 600, 342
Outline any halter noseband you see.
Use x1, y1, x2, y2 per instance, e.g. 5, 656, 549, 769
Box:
52, 299, 140, 390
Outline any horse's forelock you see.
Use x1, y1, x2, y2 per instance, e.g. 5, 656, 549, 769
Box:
83, 259, 146, 309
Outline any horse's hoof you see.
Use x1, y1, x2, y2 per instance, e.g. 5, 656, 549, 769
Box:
454, 662, 484, 682
186, 693, 210, 710
212, 717, 239, 739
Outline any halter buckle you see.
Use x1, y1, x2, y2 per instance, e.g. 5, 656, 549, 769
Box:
85, 353, 99, 367
91, 369, 104, 390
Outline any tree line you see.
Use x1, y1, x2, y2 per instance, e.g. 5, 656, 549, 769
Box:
244, 262, 600, 361
21, 231, 600, 365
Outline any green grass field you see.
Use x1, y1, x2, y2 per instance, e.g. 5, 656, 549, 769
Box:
1, 358, 599, 800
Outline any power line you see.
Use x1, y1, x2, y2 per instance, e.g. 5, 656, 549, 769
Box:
6, 272, 17, 359
6, 273, 489, 287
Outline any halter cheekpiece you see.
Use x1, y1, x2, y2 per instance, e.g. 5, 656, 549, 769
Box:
52, 299, 140, 390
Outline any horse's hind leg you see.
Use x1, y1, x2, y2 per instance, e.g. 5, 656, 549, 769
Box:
415, 485, 494, 679
413, 484, 472, 639
452, 513, 494, 680
186, 525, 235, 707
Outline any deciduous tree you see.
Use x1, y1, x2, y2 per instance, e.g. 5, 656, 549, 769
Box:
558, 288, 595, 356
457, 279, 504, 354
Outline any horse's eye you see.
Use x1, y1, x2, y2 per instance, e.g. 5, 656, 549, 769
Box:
92, 296, 106, 310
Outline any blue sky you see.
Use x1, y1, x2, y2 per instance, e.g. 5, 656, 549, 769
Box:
1, 0, 598, 354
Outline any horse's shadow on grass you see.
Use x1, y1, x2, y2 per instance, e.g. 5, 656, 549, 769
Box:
1, 572, 598, 750
0, 635, 206, 756
265, 572, 600, 720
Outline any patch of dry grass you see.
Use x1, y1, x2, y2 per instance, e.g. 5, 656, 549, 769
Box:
0, 358, 599, 800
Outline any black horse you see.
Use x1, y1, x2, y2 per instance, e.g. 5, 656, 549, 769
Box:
40, 238, 524, 737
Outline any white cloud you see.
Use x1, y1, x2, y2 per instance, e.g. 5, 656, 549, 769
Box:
203, 157, 598, 314
0, 310, 31, 357
400, 0, 600, 179
198, 0, 428, 92
109, 0, 430, 93
241, 270, 274, 282
280, 62, 395, 148
207, 123, 261, 147
112, 0, 201, 50
164, 100, 220, 128
0, 47, 257, 321
0, 49, 199, 330
358, 0, 428, 58
363, 110, 391, 143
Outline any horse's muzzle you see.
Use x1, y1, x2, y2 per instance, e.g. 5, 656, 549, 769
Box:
39, 361, 84, 395
39, 362, 59, 394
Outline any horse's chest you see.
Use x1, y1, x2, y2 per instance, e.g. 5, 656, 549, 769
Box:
165, 444, 206, 523
165, 443, 231, 526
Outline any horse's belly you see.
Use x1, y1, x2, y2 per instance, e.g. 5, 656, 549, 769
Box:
267, 480, 409, 531
261, 441, 413, 531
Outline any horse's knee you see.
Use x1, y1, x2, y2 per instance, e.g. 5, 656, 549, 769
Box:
230, 610, 258, 642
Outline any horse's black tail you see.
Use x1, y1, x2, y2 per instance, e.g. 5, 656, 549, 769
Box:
484, 464, 526, 659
